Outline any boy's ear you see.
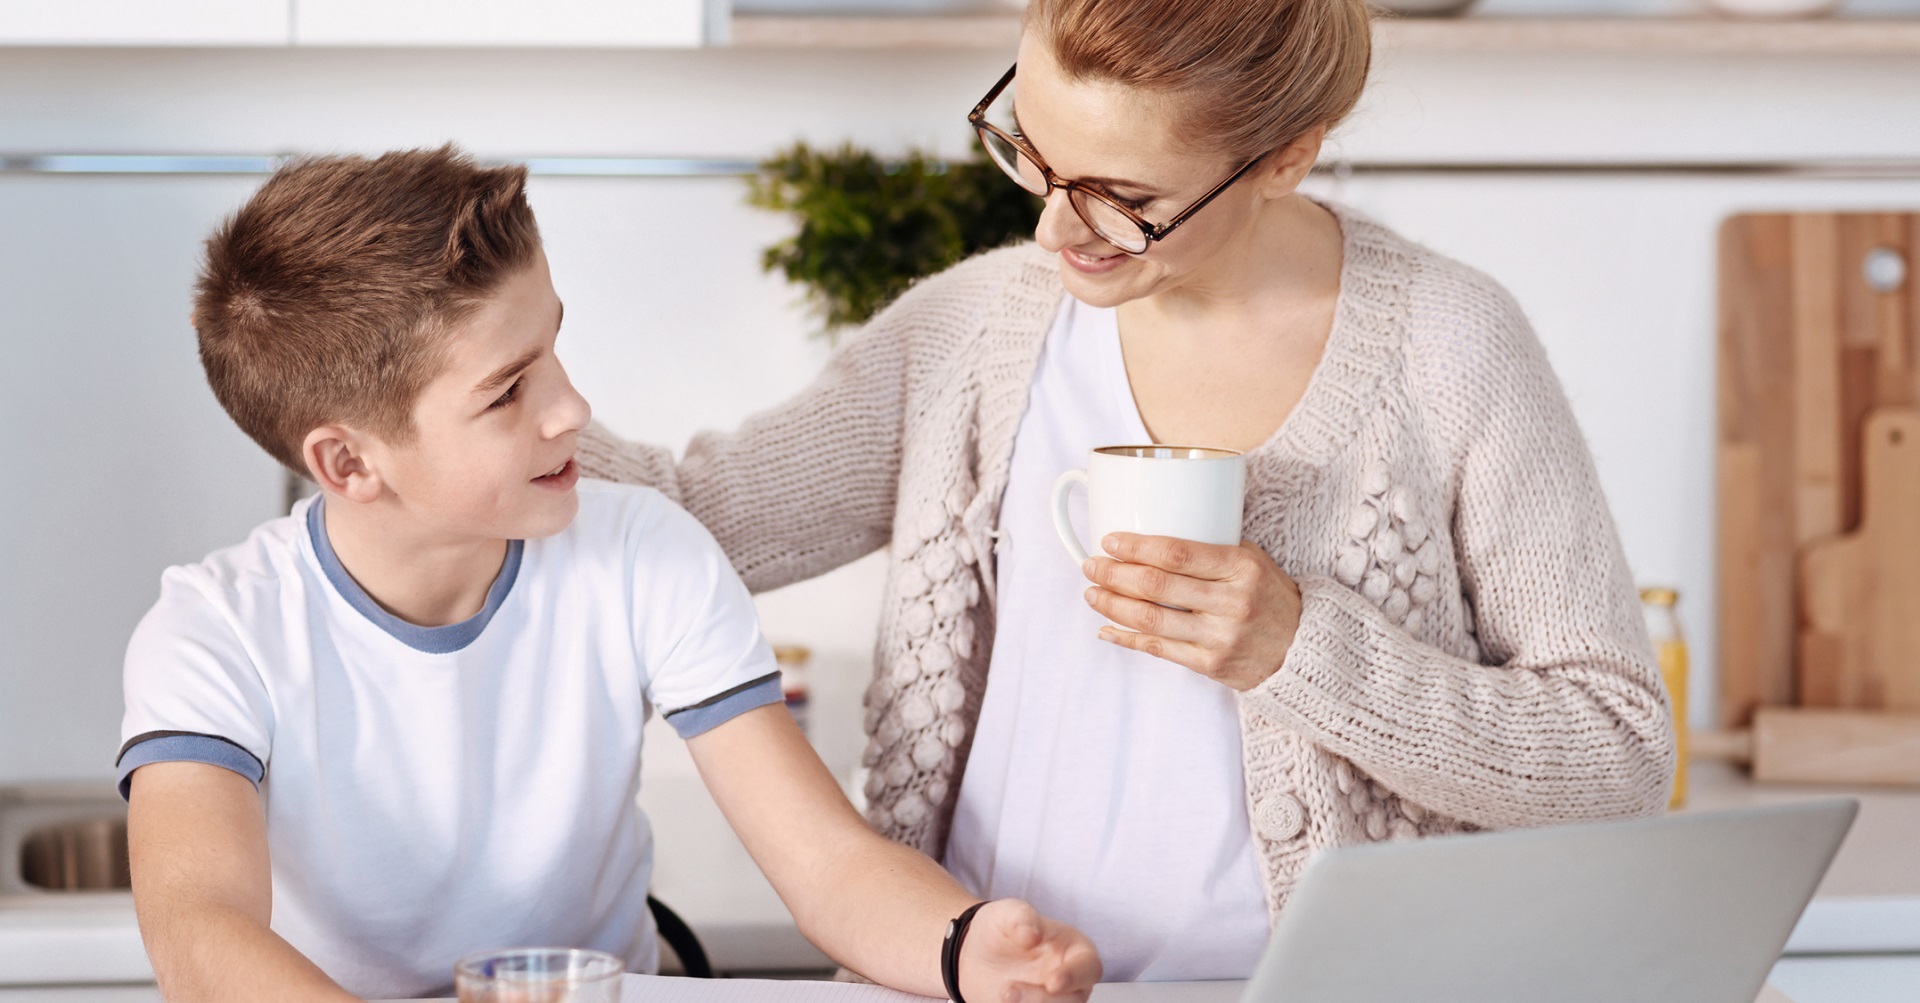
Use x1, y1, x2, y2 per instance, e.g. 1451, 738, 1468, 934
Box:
301, 426, 385, 504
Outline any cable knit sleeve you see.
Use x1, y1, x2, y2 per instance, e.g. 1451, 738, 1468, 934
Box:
575, 286, 927, 595
1239, 266, 1676, 830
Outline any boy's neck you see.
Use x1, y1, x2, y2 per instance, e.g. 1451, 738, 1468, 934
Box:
319, 495, 510, 629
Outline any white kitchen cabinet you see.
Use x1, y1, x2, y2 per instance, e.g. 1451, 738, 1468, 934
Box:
0, 0, 286, 45
292, 0, 714, 48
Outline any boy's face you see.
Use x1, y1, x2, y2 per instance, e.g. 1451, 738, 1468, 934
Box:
365, 246, 591, 542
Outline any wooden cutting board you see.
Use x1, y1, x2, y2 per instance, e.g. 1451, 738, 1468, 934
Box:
1799, 408, 1920, 710
1718, 213, 1919, 726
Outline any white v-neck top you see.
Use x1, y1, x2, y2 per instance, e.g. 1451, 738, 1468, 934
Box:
943, 296, 1270, 981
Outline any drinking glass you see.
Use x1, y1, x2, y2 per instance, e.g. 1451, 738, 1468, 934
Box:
454, 947, 623, 1003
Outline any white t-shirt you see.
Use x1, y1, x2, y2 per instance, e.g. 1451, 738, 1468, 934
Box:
118, 480, 781, 1000
944, 296, 1271, 981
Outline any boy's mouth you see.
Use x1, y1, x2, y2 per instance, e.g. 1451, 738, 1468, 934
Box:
533, 457, 578, 490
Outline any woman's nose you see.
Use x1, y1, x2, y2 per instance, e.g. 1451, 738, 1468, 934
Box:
1033, 189, 1094, 253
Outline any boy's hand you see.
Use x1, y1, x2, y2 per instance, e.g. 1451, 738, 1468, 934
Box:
958, 899, 1102, 1003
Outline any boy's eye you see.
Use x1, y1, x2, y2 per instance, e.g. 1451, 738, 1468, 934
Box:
488, 378, 522, 411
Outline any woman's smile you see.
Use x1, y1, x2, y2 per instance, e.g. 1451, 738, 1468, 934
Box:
1063, 246, 1129, 275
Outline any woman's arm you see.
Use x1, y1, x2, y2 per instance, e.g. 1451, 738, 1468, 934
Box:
128, 763, 361, 1003
576, 285, 941, 594
687, 704, 1102, 1002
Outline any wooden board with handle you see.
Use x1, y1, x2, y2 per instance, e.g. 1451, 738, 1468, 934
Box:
1799, 408, 1920, 711
1718, 212, 1919, 725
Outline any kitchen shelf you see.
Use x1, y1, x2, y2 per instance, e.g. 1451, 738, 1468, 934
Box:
727, 15, 1920, 54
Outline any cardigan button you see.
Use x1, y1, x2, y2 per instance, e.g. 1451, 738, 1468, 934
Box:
1256, 794, 1306, 842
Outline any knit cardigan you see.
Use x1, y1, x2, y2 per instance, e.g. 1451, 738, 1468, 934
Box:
577, 202, 1676, 919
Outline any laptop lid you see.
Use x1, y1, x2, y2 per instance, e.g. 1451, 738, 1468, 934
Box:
1242, 800, 1857, 1003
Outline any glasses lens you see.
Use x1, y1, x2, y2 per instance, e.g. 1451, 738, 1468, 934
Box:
978, 127, 1049, 197
1071, 189, 1149, 254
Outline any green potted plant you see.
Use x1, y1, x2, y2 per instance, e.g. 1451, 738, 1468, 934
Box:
748, 141, 1043, 339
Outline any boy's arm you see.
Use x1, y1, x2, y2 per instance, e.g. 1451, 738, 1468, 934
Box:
127, 762, 360, 1003
687, 704, 1101, 1003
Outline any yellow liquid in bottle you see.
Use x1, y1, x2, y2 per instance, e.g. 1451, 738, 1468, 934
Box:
1656, 638, 1689, 808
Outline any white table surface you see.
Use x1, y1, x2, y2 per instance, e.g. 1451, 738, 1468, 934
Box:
382, 973, 1801, 1003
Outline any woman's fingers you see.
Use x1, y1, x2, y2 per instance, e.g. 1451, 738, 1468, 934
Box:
1082, 554, 1209, 610
1083, 584, 1208, 644
1094, 625, 1210, 673
1100, 532, 1248, 581
1080, 537, 1304, 689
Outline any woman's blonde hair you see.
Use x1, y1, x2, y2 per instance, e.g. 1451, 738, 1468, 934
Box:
1024, 0, 1372, 163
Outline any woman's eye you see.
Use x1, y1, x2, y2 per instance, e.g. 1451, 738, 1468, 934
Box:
488, 378, 522, 411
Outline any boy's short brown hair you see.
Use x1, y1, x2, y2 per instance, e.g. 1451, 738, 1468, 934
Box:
193, 144, 541, 475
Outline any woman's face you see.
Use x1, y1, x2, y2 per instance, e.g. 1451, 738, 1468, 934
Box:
1010, 34, 1300, 308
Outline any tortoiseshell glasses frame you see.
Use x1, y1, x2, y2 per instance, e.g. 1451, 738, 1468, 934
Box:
967, 63, 1264, 255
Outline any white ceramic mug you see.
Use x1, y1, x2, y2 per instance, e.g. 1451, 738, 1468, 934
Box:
1051, 445, 1246, 564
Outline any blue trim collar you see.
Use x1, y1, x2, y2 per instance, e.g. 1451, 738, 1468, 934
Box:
306, 498, 523, 654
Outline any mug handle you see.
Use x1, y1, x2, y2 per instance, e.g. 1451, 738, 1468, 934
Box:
1051, 468, 1093, 565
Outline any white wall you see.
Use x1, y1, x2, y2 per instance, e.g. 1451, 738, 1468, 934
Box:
3, 43, 1919, 783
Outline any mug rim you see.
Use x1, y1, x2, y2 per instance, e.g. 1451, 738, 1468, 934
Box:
1092, 444, 1243, 460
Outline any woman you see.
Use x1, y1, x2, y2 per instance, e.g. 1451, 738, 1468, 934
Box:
581, 0, 1674, 981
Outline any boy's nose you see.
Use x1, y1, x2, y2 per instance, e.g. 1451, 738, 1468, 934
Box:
547, 373, 592, 438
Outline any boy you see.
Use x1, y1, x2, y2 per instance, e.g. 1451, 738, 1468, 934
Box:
118, 146, 1100, 1002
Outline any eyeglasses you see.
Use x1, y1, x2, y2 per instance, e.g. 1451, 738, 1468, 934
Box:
967, 63, 1264, 255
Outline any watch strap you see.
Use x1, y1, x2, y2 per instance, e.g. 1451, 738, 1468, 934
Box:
941, 900, 990, 1003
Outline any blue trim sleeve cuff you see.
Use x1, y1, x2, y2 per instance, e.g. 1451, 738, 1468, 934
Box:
116, 733, 265, 801
662, 673, 785, 739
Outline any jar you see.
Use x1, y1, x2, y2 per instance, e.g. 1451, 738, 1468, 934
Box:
1640, 587, 1688, 809
773, 644, 811, 736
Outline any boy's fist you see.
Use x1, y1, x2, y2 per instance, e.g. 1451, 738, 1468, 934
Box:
956, 899, 1102, 1003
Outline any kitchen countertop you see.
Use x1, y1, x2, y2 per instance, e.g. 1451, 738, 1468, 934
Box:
2, 753, 1915, 989
1683, 759, 1920, 952
642, 750, 1920, 970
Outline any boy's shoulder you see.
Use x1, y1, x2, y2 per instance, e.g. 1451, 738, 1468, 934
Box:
564, 479, 721, 565
162, 505, 313, 602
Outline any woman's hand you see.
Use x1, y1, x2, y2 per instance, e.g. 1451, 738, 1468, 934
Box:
1081, 533, 1302, 691
958, 899, 1102, 1003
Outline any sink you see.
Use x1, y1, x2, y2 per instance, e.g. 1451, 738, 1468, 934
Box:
0, 784, 130, 899
19, 817, 129, 893
0, 785, 149, 987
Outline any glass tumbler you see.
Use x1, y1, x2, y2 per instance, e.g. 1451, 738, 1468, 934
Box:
454, 947, 623, 1003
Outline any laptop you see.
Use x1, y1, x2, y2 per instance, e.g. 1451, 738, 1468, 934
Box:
1231, 799, 1858, 1003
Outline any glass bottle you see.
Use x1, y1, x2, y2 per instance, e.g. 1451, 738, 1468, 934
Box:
774, 644, 812, 737
1640, 587, 1688, 809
